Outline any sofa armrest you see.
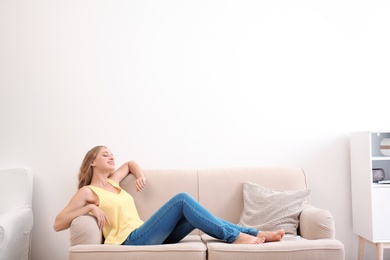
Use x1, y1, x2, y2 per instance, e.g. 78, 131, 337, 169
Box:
70, 215, 103, 246
0, 207, 33, 260
298, 205, 335, 239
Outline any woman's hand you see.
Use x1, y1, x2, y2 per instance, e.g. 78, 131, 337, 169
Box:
89, 204, 111, 229
54, 187, 98, 232
135, 176, 146, 192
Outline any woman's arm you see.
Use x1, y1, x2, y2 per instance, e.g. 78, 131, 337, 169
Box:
110, 160, 146, 192
53, 187, 110, 231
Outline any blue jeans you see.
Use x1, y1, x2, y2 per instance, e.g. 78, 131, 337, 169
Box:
122, 192, 259, 245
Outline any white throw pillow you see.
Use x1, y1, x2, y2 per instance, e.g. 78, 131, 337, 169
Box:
238, 182, 311, 235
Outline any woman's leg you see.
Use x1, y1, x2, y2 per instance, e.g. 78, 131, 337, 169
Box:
162, 217, 196, 244
163, 215, 259, 244
123, 192, 260, 245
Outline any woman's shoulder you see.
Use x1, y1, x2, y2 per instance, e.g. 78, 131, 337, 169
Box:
77, 185, 94, 198
78, 185, 98, 203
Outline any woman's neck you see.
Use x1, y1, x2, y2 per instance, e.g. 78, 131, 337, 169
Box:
90, 170, 111, 187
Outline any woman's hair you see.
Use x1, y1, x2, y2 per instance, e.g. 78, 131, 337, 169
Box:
78, 145, 105, 189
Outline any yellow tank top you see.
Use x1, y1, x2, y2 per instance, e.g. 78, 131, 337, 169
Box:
88, 179, 144, 244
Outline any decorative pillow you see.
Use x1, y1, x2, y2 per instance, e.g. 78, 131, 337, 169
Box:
238, 182, 311, 235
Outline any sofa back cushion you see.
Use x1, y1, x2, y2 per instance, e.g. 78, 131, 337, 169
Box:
197, 167, 308, 224
120, 169, 200, 234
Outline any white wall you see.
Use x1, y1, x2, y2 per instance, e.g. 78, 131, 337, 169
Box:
1, 1, 390, 259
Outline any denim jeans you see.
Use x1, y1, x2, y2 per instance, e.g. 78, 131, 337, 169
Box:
122, 192, 259, 245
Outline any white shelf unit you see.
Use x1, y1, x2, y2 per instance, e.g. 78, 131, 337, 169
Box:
350, 131, 390, 260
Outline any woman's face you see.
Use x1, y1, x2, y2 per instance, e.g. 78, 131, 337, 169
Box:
91, 147, 115, 172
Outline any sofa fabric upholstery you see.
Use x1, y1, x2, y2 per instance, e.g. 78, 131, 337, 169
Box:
68, 167, 345, 260
202, 235, 344, 260
0, 168, 33, 260
69, 235, 207, 260
70, 215, 103, 246
299, 205, 336, 239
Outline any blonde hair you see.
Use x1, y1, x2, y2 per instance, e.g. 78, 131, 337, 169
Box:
78, 145, 105, 189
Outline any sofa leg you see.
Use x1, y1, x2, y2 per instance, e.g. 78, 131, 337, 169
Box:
358, 235, 386, 260
358, 236, 364, 260
376, 243, 384, 260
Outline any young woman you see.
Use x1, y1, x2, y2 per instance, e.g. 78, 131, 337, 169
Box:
54, 145, 285, 245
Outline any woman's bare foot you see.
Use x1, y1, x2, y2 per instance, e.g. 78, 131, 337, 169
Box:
257, 229, 285, 242
232, 232, 265, 244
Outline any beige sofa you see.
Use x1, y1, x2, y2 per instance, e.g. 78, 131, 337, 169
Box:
69, 167, 345, 260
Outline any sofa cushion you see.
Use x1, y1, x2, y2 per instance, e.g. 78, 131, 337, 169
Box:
120, 169, 200, 222
69, 235, 207, 260
238, 182, 310, 235
201, 234, 345, 260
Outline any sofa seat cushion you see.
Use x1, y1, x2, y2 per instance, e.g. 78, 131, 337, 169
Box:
69, 235, 207, 260
201, 234, 345, 260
